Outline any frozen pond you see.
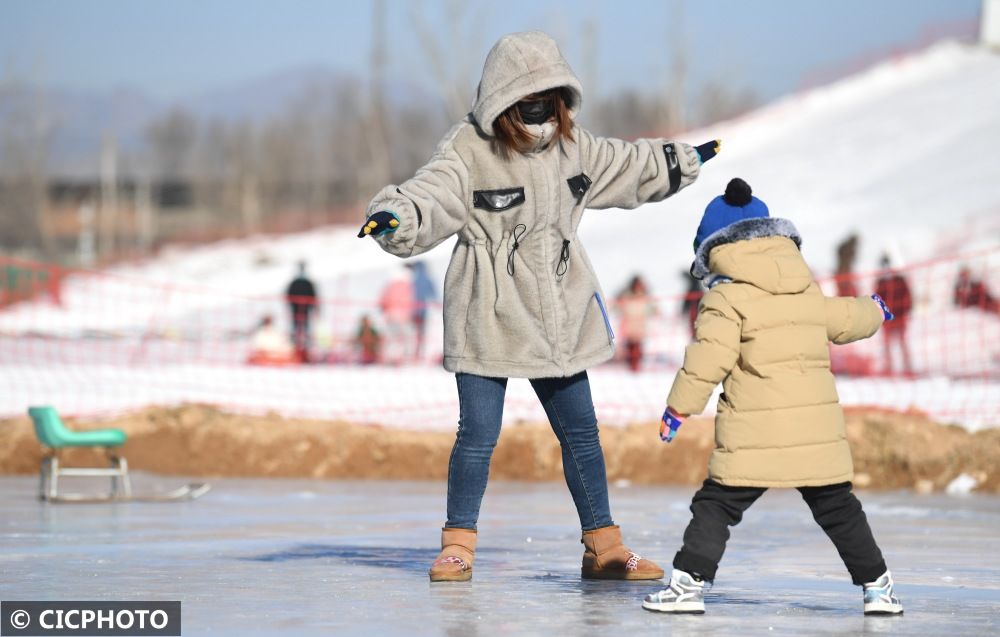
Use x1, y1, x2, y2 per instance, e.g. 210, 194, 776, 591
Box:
1, 476, 998, 636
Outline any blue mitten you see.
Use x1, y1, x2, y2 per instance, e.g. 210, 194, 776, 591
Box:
871, 293, 894, 321
358, 211, 400, 238
659, 407, 685, 443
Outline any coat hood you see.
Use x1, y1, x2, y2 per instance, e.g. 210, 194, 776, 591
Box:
472, 31, 583, 137
692, 217, 811, 295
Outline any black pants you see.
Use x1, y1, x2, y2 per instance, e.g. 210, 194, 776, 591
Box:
673, 480, 886, 585
290, 309, 311, 355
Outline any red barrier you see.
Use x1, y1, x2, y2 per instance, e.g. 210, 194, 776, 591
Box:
1, 248, 997, 428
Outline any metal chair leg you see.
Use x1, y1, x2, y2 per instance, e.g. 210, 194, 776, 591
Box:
48, 456, 60, 500
37, 449, 133, 502
118, 457, 132, 498
108, 453, 119, 498
39, 457, 50, 501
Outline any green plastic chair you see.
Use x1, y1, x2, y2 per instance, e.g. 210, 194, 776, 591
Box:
28, 406, 131, 501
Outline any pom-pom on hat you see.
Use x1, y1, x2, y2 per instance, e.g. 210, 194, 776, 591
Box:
694, 178, 769, 251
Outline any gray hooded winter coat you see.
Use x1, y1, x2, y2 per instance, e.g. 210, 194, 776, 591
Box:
366, 31, 701, 378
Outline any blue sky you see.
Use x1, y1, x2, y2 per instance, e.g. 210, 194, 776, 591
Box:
0, 0, 984, 103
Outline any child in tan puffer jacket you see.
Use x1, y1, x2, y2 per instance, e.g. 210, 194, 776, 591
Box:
643, 178, 903, 616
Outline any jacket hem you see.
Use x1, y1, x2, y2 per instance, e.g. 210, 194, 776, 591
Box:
443, 345, 613, 379
708, 472, 855, 488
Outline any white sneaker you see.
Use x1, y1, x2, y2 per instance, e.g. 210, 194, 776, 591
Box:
642, 568, 706, 614
863, 570, 904, 615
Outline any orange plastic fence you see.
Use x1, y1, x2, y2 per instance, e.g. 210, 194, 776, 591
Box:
1, 247, 997, 427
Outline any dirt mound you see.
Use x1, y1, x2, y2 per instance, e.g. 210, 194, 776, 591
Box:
3, 404, 997, 492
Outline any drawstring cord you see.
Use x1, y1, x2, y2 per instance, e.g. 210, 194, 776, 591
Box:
556, 239, 570, 277
505, 229, 569, 278
507, 224, 527, 276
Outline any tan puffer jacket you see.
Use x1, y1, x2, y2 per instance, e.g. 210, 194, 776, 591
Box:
366, 31, 700, 378
667, 218, 884, 487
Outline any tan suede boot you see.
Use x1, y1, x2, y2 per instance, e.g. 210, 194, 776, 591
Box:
581, 525, 664, 580
429, 527, 477, 582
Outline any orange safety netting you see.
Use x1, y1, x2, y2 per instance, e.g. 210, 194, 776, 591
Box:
1, 248, 997, 427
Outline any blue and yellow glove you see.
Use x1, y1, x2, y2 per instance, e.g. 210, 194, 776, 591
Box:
357, 211, 400, 238
659, 407, 686, 443
871, 293, 894, 321
694, 139, 721, 164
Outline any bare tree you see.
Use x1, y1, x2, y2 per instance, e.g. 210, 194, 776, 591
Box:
288, 84, 338, 225
359, 0, 392, 201
592, 90, 664, 140
409, 0, 482, 123
664, 0, 688, 134
0, 68, 56, 258
230, 122, 261, 234
581, 18, 599, 110
99, 133, 119, 258
192, 119, 228, 218
196, 119, 262, 235
327, 78, 367, 205
694, 82, 759, 127
146, 108, 197, 181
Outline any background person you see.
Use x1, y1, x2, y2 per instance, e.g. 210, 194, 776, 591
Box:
378, 269, 416, 364
286, 261, 318, 363
248, 315, 295, 365
874, 254, 914, 376
680, 270, 703, 339
834, 233, 859, 297
617, 274, 655, 373
954, 266, 999, 314
407, 261, 438, 362
355, 315, 382, 365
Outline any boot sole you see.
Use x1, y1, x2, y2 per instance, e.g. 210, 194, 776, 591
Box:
864, 610, 903, 616
429, 569, 472, 582
582, 568, 665, 581
641, 600, 705, 614
864, 600, 903, 615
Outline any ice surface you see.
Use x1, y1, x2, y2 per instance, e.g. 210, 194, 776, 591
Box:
2, 476, 999, 636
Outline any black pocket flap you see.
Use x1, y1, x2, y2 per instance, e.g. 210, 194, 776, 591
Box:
473, 187, 525, 212
567, 173, 592, 198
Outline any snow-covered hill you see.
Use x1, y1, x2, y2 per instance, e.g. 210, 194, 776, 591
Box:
10, 42, 1000, 330
585, 41, 1000, 290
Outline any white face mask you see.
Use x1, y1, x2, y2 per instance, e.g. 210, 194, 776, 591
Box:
523, 121, 557, 151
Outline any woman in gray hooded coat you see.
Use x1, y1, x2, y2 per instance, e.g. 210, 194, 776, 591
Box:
359, 31, 702, 582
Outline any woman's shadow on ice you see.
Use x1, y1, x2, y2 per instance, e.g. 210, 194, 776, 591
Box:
238, 543, 501, 575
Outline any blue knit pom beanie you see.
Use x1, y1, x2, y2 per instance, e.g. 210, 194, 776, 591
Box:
694, 178, 769, 251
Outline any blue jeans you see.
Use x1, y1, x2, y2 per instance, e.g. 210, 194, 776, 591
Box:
445, 371, 614, 531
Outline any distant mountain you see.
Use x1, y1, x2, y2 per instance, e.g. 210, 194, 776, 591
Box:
39, 85, 160, 177
13, 65, 442, 178
184, 64, 358, 123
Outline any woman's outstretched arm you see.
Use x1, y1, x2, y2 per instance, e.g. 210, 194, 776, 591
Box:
577, 127, 701, 210
363, 123, 471, 258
